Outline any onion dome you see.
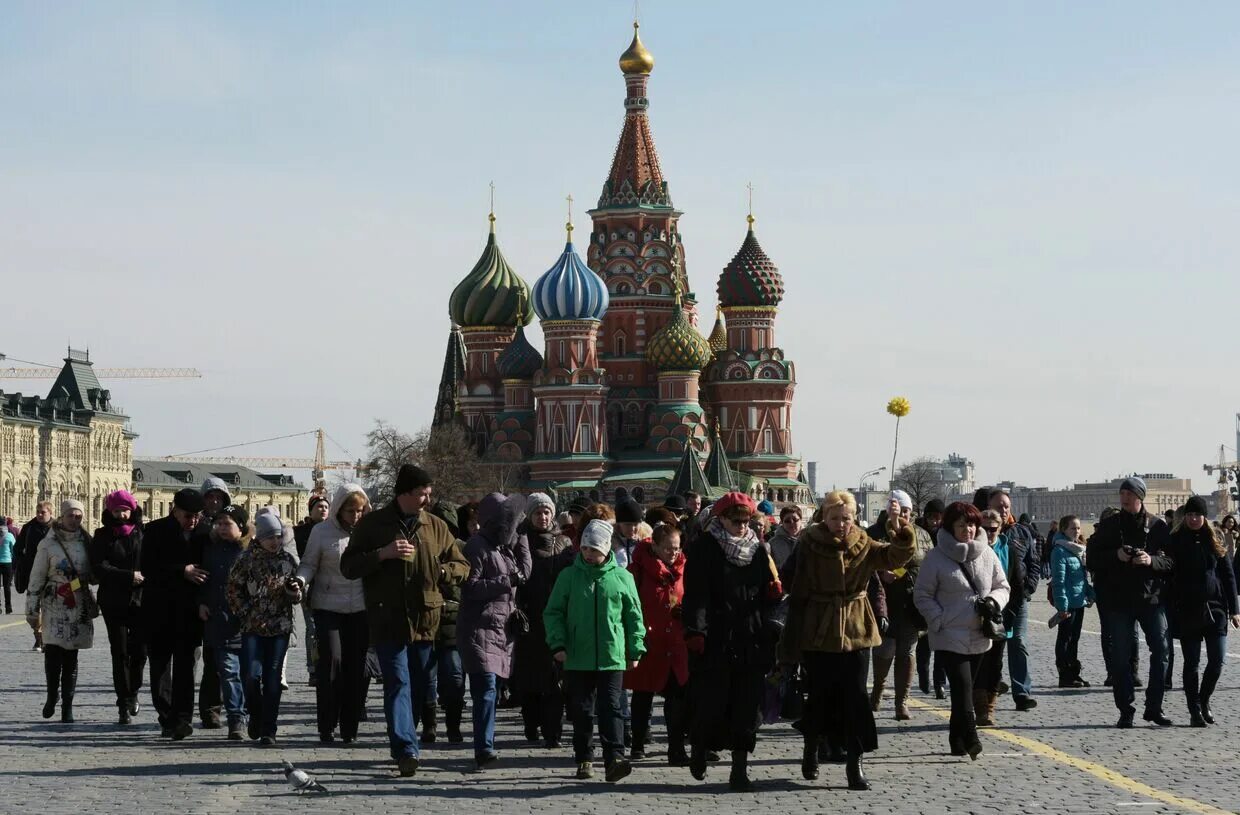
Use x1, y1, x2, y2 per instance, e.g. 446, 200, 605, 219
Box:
532, 220, 609, 322
449, 214, 534, 328
707, 306, 727, 354
717, 215, 785, 308
646, 287, 712, 372
496, 324, 543, 379
619, 21, 655, 75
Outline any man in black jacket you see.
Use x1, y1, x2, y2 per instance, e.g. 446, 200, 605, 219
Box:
989, 489, 1041, 711
142, 488, 209, 740
1086, 477, 1174, 728
13, 501, 54, 652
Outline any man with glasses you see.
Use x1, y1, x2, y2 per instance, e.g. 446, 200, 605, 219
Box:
988, 488, 1040, 712
769, 506, 802, 574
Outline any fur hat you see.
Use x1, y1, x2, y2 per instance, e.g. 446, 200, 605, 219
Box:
580, 519, 614, 555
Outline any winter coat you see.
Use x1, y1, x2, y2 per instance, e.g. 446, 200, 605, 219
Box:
544, 551, 646, 672
198, 530, 248, 649
512, 520, 574, 696
1001, 520, 1040, 607
1166, 525, 1239, 639
296, 484, 367, 614
1086, 509, 1172, 612
1050, 534, 1093, 613
681, 526, 778, 672
13, 517, 50, 594
139, 514, 204, 641
612, 532, 641, 570
780, 522, 914, 660
457, 494, 533, 678
340, 501, 470, 645
90, 508, 145, 615
768, 525, 798, 575
436, 542, 465, 650
914, 528, 1011, 655
25, 523, 96, 650
624, 541, 689, 693
294, 517, 320, 560
226, 543, 299, 637
0, 530, 13, 564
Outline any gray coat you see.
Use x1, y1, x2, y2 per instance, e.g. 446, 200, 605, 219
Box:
457, 494, 533, 678
914, 527, 1011, 655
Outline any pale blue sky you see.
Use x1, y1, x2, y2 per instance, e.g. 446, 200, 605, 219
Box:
3, 2, 1238, 495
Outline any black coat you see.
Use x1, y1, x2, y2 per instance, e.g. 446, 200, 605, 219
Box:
13, 517, 50, 594
1086, 509, 1173, 612
90, 509, 145, 615
1166, 525, 1239, 638
139, 514, 204, 640
1003, 522, 1041, 607
512, 522, 574, 696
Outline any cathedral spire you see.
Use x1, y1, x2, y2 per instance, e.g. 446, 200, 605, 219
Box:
598, 21, 670, 209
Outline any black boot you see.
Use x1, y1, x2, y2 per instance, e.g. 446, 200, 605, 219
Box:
728, 750, 754, 792
689, 743, 707, 780
801, 739, 820, 780
445, 701, 464, 743
664, 696, 688, 766
42, 648, 61, 719
420, 702, 438, 744
630, 724, 648, 760
1201, 697, 1215, 725
846, 750, 870, 790
60, 656, 78, 724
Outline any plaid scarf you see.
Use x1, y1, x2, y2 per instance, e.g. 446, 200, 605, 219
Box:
707, 517, 761, 567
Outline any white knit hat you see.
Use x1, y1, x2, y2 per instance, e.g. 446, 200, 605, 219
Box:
580, 520, 614, 556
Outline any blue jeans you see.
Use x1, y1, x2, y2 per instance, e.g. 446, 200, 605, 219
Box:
1006, 602, 1032, 699
374, 641, 434, 760
1102, 604, 1168, 715
240, 634, 289, 738
438, 647, 465, 710
212, 646, 246, 725
469, 671, 498, 760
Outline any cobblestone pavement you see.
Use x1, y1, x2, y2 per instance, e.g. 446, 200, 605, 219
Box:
1, 596, 1238, 814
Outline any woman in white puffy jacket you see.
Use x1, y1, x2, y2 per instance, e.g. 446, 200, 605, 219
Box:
914, 501, 1009, 761
296, 484, 371, 744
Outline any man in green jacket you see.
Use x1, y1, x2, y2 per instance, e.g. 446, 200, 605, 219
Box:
340, 464, 469, 777
545, 519, 645, 784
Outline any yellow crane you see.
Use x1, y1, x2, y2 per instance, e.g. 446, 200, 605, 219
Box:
160, 428, 363, 496
1202, 444, 1239, 516
0, 352, 201, 380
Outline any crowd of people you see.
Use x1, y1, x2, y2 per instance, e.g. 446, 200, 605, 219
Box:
6, 468, 1239, 790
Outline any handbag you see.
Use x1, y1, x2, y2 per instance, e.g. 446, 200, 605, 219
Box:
53, 536, 100, 621
954, 560, 1006, 641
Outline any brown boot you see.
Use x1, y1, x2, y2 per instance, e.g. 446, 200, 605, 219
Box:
973, 689, 995, 727
870, 653, 893, 712
893, 656, 913, 720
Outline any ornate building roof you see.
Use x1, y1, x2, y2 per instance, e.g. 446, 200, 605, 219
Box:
598, 23, 670, 209
645, 289, 712, 372
432, 323, 467, 427
496, 324, 543, 379
717, 216, 785, 308
619, 21, 655, 75
667, 439, 710, 499
704, 419, 737, 491
707, 306, 727, 354
532, 223, 609, 322
449, 215, 534, 328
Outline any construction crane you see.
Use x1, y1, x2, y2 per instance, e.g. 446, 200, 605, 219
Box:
0, 352, 201, 380
160, 428, 363, 496
1202, 444, 1239, 516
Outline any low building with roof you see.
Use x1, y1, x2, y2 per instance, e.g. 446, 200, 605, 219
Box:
131, 459, 308, 522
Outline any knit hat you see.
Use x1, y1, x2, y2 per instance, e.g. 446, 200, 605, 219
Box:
255, 512, 284, 540
580, 519, 614, 555
308, 495, 329, 513
527, 492, 556, 516
1120, 476, 1147, 500
757, 499, 776, 515
394, 464, 433, 494
712, 491, 757, 518
60, 499, 85, 516
105, 490, 139, 513
889, 490, 912, 510
173, 488, 205, 514
214, 504, 249, 531
1185, 495, 1209, 516
662, 495, 688, 514
923, 499, 946, 517
616, 499, 645, 524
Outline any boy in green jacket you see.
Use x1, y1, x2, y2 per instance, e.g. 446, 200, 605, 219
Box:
545, 519, 646, 783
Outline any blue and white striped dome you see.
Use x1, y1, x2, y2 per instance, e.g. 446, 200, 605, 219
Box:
532, 240, 609, 322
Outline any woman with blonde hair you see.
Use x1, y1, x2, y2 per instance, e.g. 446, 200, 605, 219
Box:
782, 490, 914, 790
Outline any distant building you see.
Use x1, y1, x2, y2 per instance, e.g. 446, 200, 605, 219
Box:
0, 349, 136, 521
1026, 474, 1192, 522
851, 483, 891, 526
807, 461, 818, 499
132, 460, 308, 522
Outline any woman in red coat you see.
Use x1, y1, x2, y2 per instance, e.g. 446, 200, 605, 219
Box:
625, 524, 690, 765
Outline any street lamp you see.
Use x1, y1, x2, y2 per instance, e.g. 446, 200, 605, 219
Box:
858, 466, 886, 488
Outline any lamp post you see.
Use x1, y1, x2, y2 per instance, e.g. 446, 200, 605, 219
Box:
857, 466, 887, 524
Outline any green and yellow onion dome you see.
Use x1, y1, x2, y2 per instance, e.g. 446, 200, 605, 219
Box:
496, 324, 543, 379
449, 218, 534, 328
707, 306, 727, 354
646, 297, 712, 372
716, 216, 784, 308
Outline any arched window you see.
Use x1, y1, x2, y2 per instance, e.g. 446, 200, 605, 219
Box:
615, 333, 627, 357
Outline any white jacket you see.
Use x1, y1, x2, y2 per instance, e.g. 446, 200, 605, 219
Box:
296, 484, 368, 614
914, 527, 1011, 655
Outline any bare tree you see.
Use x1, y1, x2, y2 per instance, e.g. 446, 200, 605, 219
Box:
362, 420, 483, 506
892, 456, 946, 513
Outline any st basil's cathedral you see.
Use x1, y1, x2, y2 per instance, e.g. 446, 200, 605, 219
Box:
434, 22, 811, 507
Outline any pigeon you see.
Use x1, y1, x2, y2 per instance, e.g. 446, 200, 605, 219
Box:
282, 760, 328, 794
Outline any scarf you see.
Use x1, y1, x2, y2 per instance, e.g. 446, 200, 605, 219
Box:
1053, 533, 1086, 561
707, 516, 761, 567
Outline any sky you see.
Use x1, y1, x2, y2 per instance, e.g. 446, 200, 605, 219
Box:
3, 1, 1239, 495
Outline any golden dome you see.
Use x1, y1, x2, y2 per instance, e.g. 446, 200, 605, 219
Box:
619, 22, 655, 75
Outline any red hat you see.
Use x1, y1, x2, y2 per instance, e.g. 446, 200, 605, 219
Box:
711, 492, 757, 518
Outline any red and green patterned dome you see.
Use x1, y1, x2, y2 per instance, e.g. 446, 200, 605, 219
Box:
717, 216, 784, 308
646, 293, 712, 372
449, 215, 534, 328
